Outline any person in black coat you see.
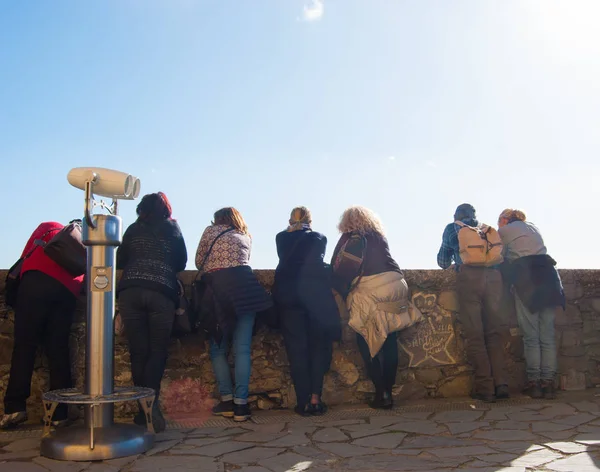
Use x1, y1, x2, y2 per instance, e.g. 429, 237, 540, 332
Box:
117, 192, 187, 432
273, 207, 341, 416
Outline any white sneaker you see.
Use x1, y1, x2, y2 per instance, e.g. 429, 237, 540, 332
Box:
0, 411, 28, 430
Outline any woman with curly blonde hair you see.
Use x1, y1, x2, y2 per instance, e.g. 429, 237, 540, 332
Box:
498, 208, 564, 400
331, 206, 422, 409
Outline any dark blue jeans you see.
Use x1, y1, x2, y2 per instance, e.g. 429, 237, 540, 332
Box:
119, 287, 175, 400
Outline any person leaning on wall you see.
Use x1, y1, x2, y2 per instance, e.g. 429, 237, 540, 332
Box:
331, 206, 422, 410
195, 207, 273, 423
498, 208, 564, 400
437, 203, 509, 403
272, 207, 341, 416
1, 220, 85, 430
116, 192, 188, 433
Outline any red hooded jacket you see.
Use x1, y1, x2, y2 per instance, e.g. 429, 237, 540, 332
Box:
20, 222, 85, 297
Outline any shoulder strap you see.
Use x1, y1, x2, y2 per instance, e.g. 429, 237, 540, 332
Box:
348, 234, 368, 293
196, 228, 235, 276
27, 228, 60, 259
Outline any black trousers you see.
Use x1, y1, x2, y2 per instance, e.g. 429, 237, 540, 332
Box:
280, 306, 333, 408
118, 287, 175, 400
357, 332, 398, 395
4, 271, 76, 420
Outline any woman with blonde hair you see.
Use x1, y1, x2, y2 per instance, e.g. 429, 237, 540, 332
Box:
195, 207, 272, 422
331, 206, 422, 409
273, 207, 341, 416
498, 209, 564, 399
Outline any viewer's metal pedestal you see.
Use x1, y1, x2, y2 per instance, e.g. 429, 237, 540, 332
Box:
40, 211, 155, 461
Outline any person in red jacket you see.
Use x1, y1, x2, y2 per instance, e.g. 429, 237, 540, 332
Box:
1, 221, 85, 430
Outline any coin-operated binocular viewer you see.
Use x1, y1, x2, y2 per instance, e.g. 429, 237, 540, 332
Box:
40, 168, 156, 461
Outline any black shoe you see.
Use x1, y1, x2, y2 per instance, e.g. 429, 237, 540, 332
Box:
523, 381, 543, 399
212, 400, 234, 418
495, 384, 510, 400
541, 380, 556, 400
233, 404, 251, 422
309, 402, 328, 416
294, 404, 312, 417
471, 392, 496, 403
133, 410, 146, 426
369, 393, 385, 410
381, 391, 394, 410
1, 412, 27, 430
151, 404, 166, 433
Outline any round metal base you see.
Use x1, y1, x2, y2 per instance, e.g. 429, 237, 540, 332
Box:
40, 424, 154, 461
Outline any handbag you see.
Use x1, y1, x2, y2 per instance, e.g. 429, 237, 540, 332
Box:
190, 228, 235, 331
44, 222, 87, 276
172, 279, 192, 337
4, 228, 60, 308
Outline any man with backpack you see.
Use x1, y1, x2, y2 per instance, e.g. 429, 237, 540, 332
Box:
437, 204, 509, 403
1, 220, 85, 429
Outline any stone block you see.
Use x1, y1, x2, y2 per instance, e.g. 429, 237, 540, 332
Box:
556, 304, 582, 327
561, 329, 582, 348
437, 291, 459, 312
563, 281, 584, 300
398, 308, 459, 368
330, 350, 359, 386
559, 369, 587, 391
414, 368, 442, 386
437, 374, 472, 398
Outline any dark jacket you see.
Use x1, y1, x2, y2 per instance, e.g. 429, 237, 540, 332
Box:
508, 254, 565, 313
331, 231, 402, 298
117, 218, 187, 303
201, 265, 273, 341
273, 229, 341, 340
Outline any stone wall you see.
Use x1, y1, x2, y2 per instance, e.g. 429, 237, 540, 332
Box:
0, 269, 599, 422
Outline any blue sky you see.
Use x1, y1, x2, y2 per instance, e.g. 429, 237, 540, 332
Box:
1, 0, 599, 269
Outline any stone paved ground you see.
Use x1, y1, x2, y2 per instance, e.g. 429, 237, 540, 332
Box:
4, 393, 600, 471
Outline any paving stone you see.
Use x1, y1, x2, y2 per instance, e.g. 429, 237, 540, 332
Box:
104, 455, 140, 468
84, 464, 119, 472
292, 445, 338, 460
494, 420, 531, 430
510, 448, 563, 468
314, 419, 364, 428
235, 432, 287, 443
220, 446, 285, 465
264, 433, 310, 447
2, 438, 41, 452
399, 412, 432, 420
0, 464, 47, 472
385, 420, 446, 435
447, 421, 489, 435
0, 449, 40, 460
236, 468, 271, 472
368, 416, 405, 428
475, 452, 519, 463
432, 410, 484, 422
343, 454, 461, 471
181, 437, 228, 447
554, 413, 597, 427
145, 439, 180, 456
352, 432, 406, 449
459, 468, 526, 472
429, 445, 498, 458
507, 411, 552, 422
284, 425, 317, 435
570, 401, 600, 412
393, 448, 422, 456
546, 452, 600, 472
32, 457, 89, 471
341, 423, 386, 439
474, 429, 539, 441
318, 442, 378, 458
532, 421, 574, 433
400, 436, 486, 448
538, 431, 576, 440
578, 425, 600, 433
185, 427, 229, 437
312, 427, 348, 442
258, 452, 313, 471
154, 430, 187, 442
129, 455, 223, 471
238, 423, 286, 434
539, 404, 578, 417
487, 442, 545, 454
182, 440, 253, 457
213, 427, 248, 437
545, 441, 588, 454
575, 433, 600, 445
